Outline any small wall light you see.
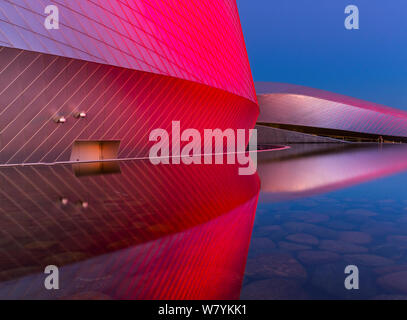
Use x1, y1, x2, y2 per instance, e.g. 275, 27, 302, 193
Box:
60, 197, 69, 206
74, 111, 87, 119
81, 201, 89, 209
54, 116, 66, 124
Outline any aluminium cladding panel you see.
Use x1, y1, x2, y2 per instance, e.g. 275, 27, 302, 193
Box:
0, 0, 257, 104
257, 93, 407, 138
0, 46, 258, 165
255, 82, 407, 118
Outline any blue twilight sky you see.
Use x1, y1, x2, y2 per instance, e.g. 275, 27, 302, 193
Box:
237, 0, 407, 110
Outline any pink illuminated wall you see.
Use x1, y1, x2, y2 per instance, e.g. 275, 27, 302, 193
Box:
0, 1, 258, 165
0, 0, 256, 104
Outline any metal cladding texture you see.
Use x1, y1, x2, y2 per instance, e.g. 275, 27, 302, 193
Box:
0, 0, 256, 103
0, 1, 258, 164
256, 82, 407, 138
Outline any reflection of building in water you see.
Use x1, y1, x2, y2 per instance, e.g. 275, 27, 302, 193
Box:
255, 82, 407, 144
0, 161, 259, 299
258, 144, 407, 201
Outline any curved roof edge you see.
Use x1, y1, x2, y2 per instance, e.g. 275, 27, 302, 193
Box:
255, 82, 407, 119
0, 0, 256, 104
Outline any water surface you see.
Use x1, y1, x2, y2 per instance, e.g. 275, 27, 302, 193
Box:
242, 144, 407, 300
1, 144, 407, 299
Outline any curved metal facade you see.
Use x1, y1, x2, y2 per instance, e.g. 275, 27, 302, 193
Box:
0, 1, 258, 164
0, 0, 256, 102
256, 82, 407, 138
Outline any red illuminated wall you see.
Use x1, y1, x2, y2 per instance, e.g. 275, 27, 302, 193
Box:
0, 0, 256, 103
0, 1, 258, 165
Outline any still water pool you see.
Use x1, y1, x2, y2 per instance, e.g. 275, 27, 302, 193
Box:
0, 144, 406, 299
242, 144, 407, 300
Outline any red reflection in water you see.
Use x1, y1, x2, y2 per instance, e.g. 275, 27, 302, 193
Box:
0, 160, 259, 300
